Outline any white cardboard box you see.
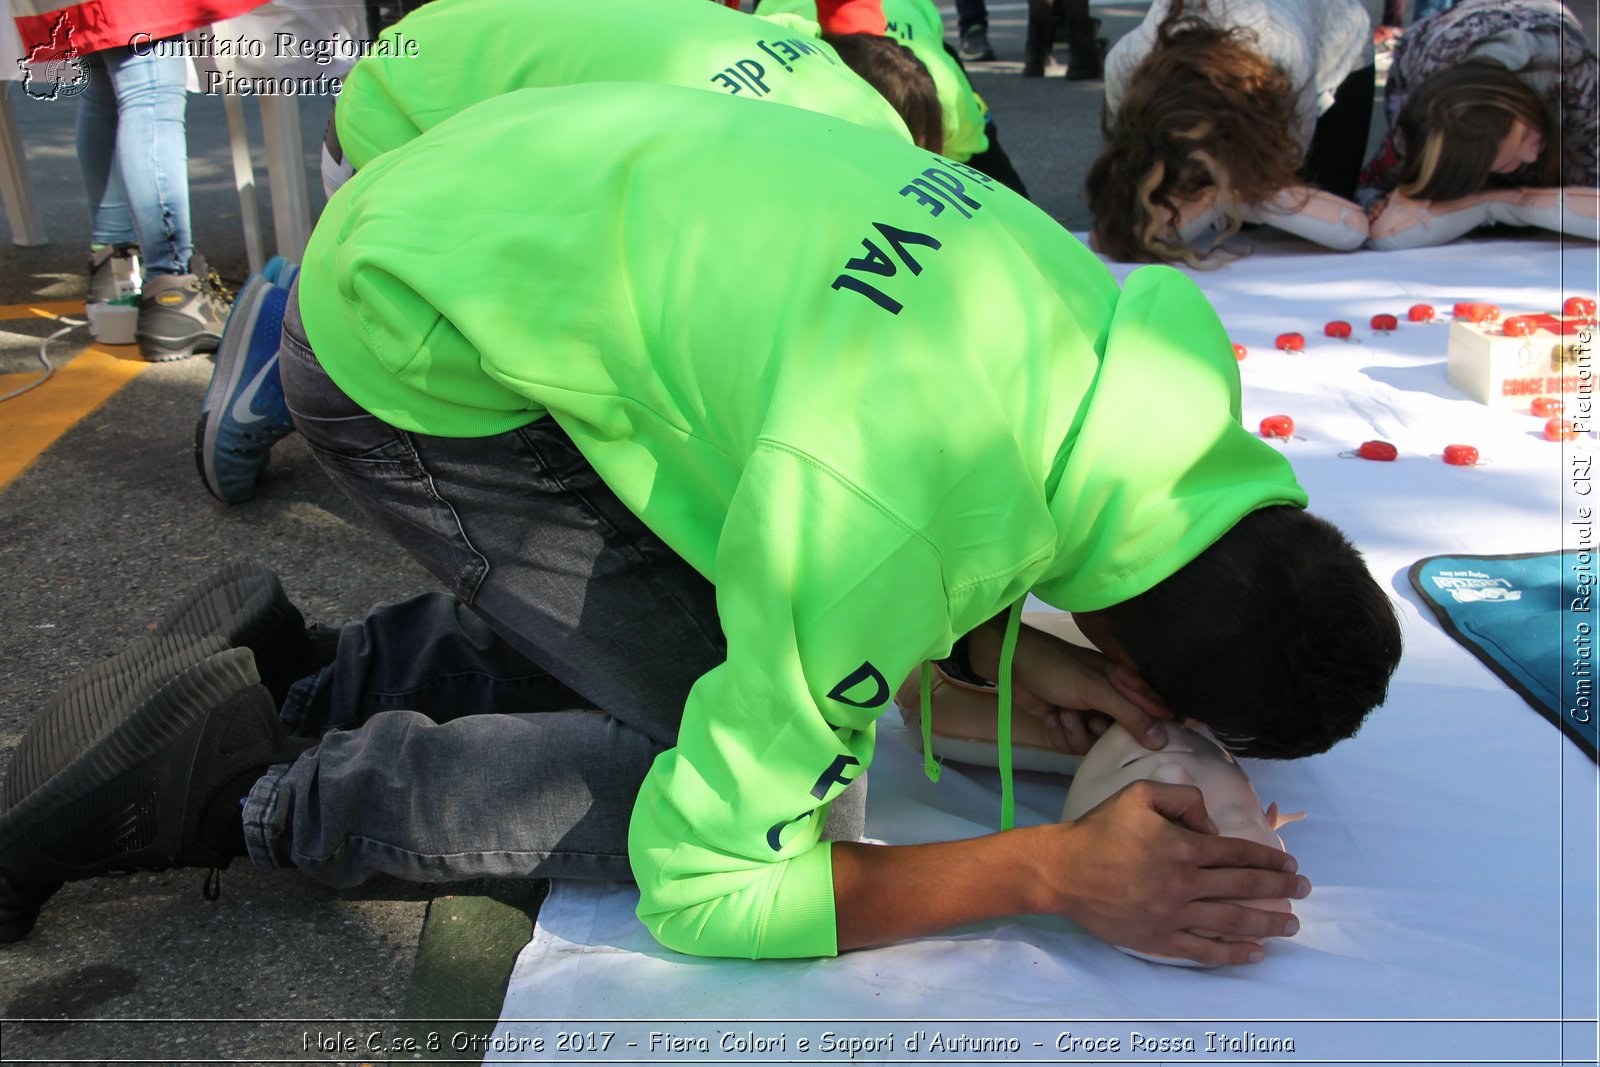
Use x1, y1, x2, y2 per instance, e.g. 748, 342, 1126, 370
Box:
1447, 311, 1596, 409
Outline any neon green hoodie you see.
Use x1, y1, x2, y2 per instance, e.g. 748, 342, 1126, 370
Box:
757, 0, 990, 161
333, 0, 912, 172
299, 82, 1307, 960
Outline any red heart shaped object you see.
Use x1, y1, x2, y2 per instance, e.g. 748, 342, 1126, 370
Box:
1260, 415, 1295, 439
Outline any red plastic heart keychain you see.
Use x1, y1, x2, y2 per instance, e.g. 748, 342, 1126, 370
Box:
1454, 302, 1501, 324
1545, 418, 1583, 442
1232, 342, 1248, 361
1531, 396, 1564, 417
1407, 304, 1436, 323
1339, 440, 1398, 461
1443, 444, 1481, 466
1370, 313, 1399, 334
1275, 333, 1306, 353
1324, 321, 1358, 344
1566, 296, 1597, 322
1259, 414, 1295, 439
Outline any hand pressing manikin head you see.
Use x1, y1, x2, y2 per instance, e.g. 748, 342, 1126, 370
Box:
1061, 721, 1304, 967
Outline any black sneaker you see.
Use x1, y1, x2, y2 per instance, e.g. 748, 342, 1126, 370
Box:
1023, 14, 1060, 77
136, 263, 232, 362
151, 559, 329, 705
1065, 37, 1107, 81
1062, 16, 1107, 81
27, 560, 330, 718
0, 639, 305, 942
958, 24, 995, 62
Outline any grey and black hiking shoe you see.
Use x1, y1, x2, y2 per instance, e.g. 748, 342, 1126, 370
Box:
0, 637, 309, 942
87, 243, 142, 305
136, 260, 232, 362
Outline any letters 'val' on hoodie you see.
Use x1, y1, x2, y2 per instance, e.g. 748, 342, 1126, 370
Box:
298, 82, 1308, 961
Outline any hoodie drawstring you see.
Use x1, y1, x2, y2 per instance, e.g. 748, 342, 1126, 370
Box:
917, 598, 1027, 830
994, 599, 1024, 830
917, 661, 941, 783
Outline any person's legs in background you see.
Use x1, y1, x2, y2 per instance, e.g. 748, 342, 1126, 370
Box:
1022, 0, 1056, 77
77, 43, 230, 361
1024, 0, 1103, 79
1057, 0, 1105, 81
92, 47, 191, 277
76, 50, 141, 305
954, 0, 994, 61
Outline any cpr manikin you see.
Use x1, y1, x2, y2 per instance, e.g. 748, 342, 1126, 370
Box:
898, 612, 1303, 966
1175, 186, 1371, 252
1061, 721, 1303, 966
1367, 186, 1600, 250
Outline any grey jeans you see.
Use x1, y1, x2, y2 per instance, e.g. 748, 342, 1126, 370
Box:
244, 285, 863, 887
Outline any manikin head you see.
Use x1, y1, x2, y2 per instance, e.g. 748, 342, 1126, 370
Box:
1061, 721, 1300, 967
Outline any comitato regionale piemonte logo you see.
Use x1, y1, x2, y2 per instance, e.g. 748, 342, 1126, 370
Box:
17, 12, 90, 101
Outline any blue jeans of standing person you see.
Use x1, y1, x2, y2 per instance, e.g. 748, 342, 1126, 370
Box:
77, 44, 193, 276
242, 284, 864, 886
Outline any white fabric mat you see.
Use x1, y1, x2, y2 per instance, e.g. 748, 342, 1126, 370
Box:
490, 237, 1599, 1067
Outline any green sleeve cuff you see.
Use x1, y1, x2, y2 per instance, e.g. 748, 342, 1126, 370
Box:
755, 840, 839, 958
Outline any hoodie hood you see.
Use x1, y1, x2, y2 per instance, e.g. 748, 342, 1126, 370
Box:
1031, 266, 1308, 611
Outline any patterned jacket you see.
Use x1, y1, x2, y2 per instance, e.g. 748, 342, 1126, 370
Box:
1357, 0, 1597, 205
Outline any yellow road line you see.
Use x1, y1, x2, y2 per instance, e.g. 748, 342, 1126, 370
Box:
0, 343, 151, 490
0, 300, 86, 321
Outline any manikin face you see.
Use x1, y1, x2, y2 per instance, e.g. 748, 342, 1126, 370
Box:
1062, 721, 1282, 848
1061, 721, 1295, 966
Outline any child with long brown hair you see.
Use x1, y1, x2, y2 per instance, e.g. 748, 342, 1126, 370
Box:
1085, 0, 1374, 264
1360, 0, 1597, 250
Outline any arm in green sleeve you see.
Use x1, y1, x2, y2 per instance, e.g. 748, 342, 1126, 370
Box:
630, 440, 952, 958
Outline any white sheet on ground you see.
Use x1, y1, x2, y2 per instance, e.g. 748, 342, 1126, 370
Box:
489, 237, 1599, 1067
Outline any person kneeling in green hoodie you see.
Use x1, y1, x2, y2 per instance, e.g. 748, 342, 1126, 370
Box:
1, 83, 1401, 966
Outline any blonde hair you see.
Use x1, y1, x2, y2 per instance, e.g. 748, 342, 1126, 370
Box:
1085, 7, 1304, 264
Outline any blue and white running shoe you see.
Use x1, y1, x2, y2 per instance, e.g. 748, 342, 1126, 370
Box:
194, 274, 293, 503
